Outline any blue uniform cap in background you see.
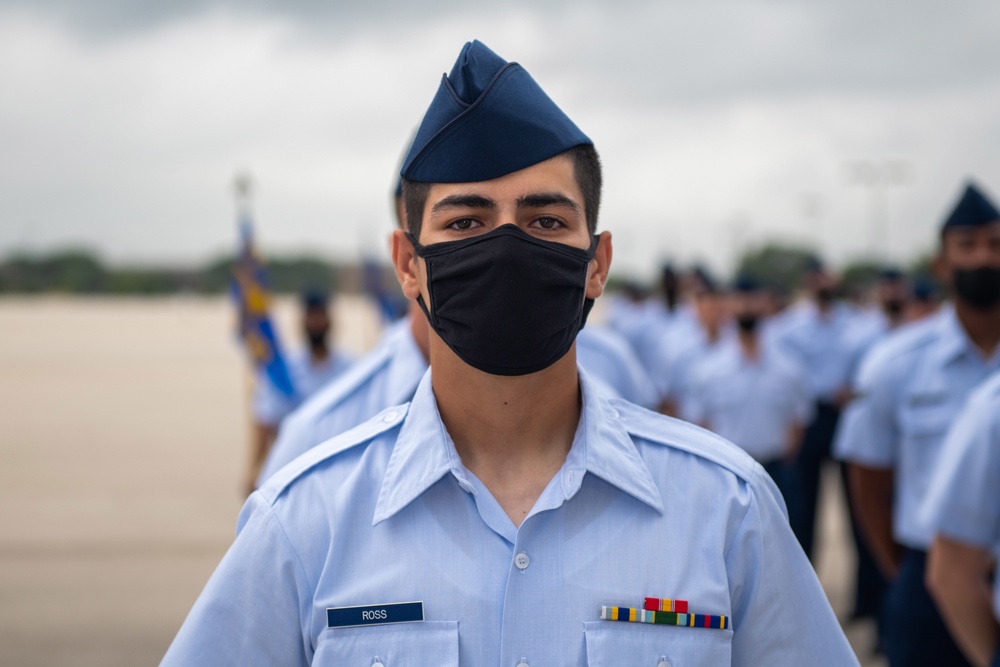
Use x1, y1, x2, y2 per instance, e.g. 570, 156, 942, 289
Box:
401, 40, 592, 183
942, 181, 1000, 232
301, 289, 328, 310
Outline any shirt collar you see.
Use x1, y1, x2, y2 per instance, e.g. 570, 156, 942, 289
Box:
372, 367, 663, 525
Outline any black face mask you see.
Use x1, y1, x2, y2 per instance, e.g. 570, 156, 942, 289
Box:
306, 329, 329, 350
408, 225, 598, 376
815, 287, 836, 304
883, 299, 906, 318
736, 315, 759, 334
953, 266, 1000, 310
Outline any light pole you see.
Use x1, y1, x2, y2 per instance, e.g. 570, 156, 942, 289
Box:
844, 160, 912, 261
233, 172, 254, 218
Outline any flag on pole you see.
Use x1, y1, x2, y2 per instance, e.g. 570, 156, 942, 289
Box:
231, 214, 297, 398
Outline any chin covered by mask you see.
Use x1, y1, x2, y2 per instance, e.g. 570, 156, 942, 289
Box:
306, 329, 329, 350
883, 299, 906, 318
736, 315, 760, 334
814, 287, 836, 304
953, 266, 1000, 309
409, 225, 598, 376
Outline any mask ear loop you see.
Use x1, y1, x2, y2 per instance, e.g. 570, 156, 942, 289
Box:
403, 232, 437, 327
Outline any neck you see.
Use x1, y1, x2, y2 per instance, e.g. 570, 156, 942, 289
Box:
309, 343, 329, 362
703, 323, 721, 343
408, 304, 431, 362
954, 300, 1000, 358
738, 330, 760, 359
430, 338, 581, 524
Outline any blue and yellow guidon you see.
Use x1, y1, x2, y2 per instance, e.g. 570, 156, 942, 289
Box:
600, 605, 730, 630
230, 216, 296, 398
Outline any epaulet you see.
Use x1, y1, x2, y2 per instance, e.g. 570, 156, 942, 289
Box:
607, 397, 759, 483
257, 402, 410, 505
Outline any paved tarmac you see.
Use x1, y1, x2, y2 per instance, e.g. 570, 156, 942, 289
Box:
0, 297, 884, 666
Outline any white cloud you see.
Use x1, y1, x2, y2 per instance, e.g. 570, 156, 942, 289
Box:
1, 3, 999, 280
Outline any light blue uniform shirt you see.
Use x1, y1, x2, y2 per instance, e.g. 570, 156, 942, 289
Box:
685, 338, 813, 462
261, 321, 662, 485
835, 307, 1000, 549
576, 325, 659, 409
164, 370, 857, 666
259, 319, 427, 485
922, 369, 1000, 621
772, 302, 856, 403
647, 324, 733, 407
252, 348, 354, 426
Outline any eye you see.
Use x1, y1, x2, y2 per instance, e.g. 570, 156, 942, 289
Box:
531, 216, 564, 230
447, 218, 481, 231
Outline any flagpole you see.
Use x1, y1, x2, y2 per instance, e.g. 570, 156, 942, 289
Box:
233, 171, 256, 496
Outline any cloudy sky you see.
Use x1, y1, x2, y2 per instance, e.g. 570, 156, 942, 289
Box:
1, 0, 998, 279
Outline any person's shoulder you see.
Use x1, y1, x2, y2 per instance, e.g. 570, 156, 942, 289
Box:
286, 336, 399, 427
610, 397, 759, 484
256, 402, 409, 506
858, 312, 942, 377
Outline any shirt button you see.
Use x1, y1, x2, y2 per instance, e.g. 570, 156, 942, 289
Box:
514, 552, 530, 570
372, 658, 385, 667
517, 658, 529, 667
382, 411, 397, 423
657, 656, 671, 667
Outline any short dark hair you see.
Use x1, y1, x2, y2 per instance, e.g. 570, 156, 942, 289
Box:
402, 144, 603, 238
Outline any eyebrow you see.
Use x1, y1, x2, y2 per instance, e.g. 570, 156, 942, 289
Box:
429, 191, 581, 218
430, 194, 496, 213
517, 192, 580, 212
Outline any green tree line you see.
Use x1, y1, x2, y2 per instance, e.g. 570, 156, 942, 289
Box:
0, 249, 392, 296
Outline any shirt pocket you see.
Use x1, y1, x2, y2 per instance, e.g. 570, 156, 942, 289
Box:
899, 403, 953, 452
313, 621, 458, 667
584, 621, 732, 667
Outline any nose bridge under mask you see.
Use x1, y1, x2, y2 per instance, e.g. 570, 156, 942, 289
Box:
407, 225, 599, 376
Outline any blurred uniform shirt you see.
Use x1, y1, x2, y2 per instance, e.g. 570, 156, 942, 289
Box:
685, 339, 812, 463
922, 368, 1000, 621
252, 348, 354, 427
648, 324, 732, 410
163, 371, 858, 667
772, 301, 855, 403
835, 307, 1000, 549
258, 318, 426, 485
576, 325, 659, 409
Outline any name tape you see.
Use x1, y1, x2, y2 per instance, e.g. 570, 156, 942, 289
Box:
327, 601, 424, 629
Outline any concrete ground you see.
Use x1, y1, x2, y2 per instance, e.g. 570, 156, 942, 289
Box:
0, 297, 884, 666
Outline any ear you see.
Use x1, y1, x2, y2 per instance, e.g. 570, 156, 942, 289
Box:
585, 231, 613, 299
391, 230, 423, 300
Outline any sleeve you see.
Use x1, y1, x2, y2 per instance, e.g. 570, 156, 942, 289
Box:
726, 469, 860, 666
922, 390, 1000, 549
160, 495, 312, 666
253, 372, 295, 426
832, 348, 899, 467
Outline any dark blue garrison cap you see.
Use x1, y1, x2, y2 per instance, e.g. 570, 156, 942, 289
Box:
942, 181, 1000, 231
401, 40, 592, 183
